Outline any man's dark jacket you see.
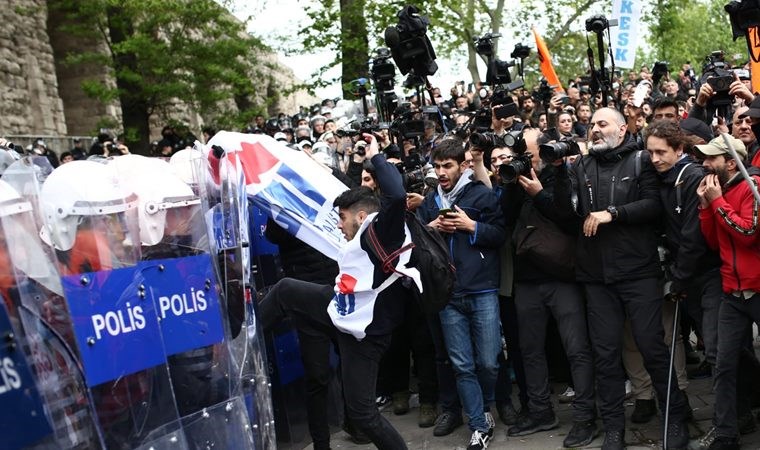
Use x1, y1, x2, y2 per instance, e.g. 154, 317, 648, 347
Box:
656, 155, 721, 293
554, 133, 663, 283
417, 179, 506, 296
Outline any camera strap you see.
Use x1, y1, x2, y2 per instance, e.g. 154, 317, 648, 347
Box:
674, 163, 693, 215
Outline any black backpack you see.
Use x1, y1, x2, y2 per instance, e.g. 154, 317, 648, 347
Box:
364, 210, 456, 314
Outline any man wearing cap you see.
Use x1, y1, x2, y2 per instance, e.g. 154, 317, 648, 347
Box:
310, 115, 326, 141
738, 96, 760, 167
696, 135, 760, 450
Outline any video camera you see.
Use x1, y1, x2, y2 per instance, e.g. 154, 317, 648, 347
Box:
384, 6, 438, 77
396, 152, 436, 194
701, 51, 734, 108
475, 33, 516, 87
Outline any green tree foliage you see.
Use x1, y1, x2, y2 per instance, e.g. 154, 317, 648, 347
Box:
49, 0, 266, 153
645, 0, 746, 74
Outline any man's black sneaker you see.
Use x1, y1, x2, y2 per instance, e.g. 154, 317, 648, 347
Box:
601, 429, 625, 450
507, 408, 559, 437
707, 437, 740, 450
433, 411, 463, 437
466, 428, 494, 450
665, 421, 689, 449
563, 419, 598, 448
497, 402, 519, 425
631, 399, 657, 423
687, 360, 712, 379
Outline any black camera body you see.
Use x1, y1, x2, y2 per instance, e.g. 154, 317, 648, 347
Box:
539, 138, 580, 163
397, 152, 436, 194
701, 51, 734, 108
585, 15, 611, 33
500, 152, 533, 184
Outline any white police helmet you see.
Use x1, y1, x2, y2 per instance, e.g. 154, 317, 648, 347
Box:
109, 155, 198, 246
40, 160, 137, 251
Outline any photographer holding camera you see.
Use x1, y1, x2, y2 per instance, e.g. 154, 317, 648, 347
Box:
497, 128, 597, 448
552, 107, 690, 449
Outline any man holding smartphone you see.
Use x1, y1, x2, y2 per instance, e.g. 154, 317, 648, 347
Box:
417, 138, 505, 450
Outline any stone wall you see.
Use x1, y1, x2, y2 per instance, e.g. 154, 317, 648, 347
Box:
0, 1, 317, 142
0, 0, 67, 136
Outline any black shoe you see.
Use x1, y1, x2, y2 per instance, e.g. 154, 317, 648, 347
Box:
665, 421, 689, 449
342, 421, 371, 445
563, 419, 598, 448
707, 437, 740, 450
433, 411, 463, 437
497, 402, 519, 426
687, 360, 713, 379
507, 408, 559, 437
631, 399, 657, 423
466, 428, 494, 450
601, 429, 625, 450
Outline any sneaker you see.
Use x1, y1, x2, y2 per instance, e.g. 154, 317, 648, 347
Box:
433, 411, 463, 437
707, 437, 740, 450
418, 403, 438, 428
375, 394, 391, 411
466, 429, 493, 450
497, 402, 518, 425
392, 391, 410, 415
631, 399, 657, 423
507, 408, 559, 437
687, 361, 713, 379
558, 385, 576, 404
695, 426, 717, 449
601, 429, 625, 450
665, 421, 688, 449
563, 419, 598, 448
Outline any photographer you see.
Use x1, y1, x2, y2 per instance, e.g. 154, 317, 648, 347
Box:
688, 70, 754, 126
497, 129, 597, 448
552, 107, 689, 449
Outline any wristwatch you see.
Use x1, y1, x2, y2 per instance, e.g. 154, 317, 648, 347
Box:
606, 205, 618, 221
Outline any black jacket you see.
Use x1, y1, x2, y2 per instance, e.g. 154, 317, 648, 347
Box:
656, 156, 721, 292
554, 134, 663, 283
501, 165, 579, 283
417, 179, 506, 296
265, 218, 338, 286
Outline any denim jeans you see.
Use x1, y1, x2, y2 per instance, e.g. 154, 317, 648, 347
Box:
439, 291, 501, 432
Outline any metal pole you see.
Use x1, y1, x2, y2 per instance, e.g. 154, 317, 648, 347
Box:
720, 133, 760, 205
663, 299, 680, 450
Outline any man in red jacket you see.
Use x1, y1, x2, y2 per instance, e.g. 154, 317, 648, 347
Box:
697, 135, 760, 450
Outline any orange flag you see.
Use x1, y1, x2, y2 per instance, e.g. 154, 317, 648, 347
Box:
533, 27, 565, 93
747, 26, 760, 95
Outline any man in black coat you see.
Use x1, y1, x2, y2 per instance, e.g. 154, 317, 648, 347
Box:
553, 108, 689, 450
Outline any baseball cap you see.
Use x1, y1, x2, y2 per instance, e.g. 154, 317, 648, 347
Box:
297, 140, 313, 151
695, 135, 747, 160
739, 96, 760, 119
273, 132, 287, 142
680, 117, 713, 143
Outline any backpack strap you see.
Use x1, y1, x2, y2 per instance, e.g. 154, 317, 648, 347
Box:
674, 163, 693, 215
365, 219, 415, 275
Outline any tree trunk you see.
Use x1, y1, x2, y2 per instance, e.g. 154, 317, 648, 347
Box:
467, 43, 480, 84
339, 0, 369, 100
106, 5, 150, 154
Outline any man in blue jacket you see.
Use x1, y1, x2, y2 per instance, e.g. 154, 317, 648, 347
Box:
417, 138, 506, 450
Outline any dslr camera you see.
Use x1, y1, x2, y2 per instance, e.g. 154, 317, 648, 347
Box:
539, 137, 581, 163
500, 152, 533, 184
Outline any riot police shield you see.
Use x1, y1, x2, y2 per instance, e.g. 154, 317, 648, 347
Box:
0, 178, 99, 449
197, 138, 276, 448
110, 154, 255, 449
39, 160, 187, 449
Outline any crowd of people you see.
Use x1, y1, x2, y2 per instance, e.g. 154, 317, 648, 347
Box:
250, 57, 760, 450
4, 52, 760, 450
